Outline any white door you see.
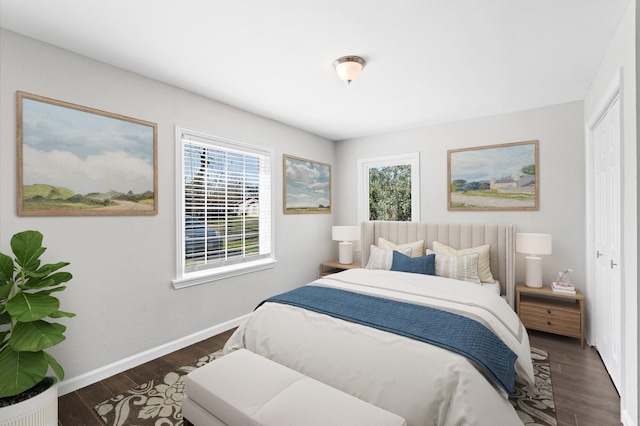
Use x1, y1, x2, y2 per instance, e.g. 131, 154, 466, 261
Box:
592, 94, 622, 392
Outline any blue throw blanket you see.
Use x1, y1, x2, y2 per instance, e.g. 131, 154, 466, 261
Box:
258, 285, 517, 396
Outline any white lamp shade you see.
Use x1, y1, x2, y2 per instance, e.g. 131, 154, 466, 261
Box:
332, 226, 359, 242
515, 233, 552, 256
516, 233, 552, 288
332, 226, 359, 265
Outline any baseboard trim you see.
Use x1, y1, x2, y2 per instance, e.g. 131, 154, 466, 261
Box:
58, 314, 249, 396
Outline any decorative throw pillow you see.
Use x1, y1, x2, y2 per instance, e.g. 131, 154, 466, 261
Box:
365, 245, 412, 270
377, 237, 425, 258
431, 241, 495, 283
391, 251, 435, 275
427, 249, 482, 284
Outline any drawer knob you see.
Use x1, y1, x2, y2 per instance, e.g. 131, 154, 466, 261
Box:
547, 309, 552, 314
547, 320, 552, 325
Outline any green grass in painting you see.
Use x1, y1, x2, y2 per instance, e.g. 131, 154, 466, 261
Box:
22, 184, 153, 210
23, 201, 111, 210
286, 207, 330, 213
460, 190, 535, 201
23, 184, 75, 200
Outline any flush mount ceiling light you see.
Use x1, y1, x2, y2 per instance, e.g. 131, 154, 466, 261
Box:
333, 56, 366, 84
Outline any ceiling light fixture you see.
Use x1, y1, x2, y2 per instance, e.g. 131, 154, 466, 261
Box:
333, 56, 366, 84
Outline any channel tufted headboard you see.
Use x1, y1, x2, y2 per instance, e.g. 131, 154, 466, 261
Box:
361, 221, 516, 308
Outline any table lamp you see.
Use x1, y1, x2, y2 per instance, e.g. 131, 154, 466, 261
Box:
516, 233, 552, 288
332, 226, 359, 264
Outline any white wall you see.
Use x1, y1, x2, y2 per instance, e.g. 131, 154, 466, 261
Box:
0, 29, 336, 391
335, 101, 586, 289
584, 2, 637, 424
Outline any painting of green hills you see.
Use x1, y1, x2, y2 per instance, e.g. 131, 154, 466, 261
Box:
17, 92, 157, 215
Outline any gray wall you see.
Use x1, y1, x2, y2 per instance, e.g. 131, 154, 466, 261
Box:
335, 102, 586, 289
0, 29, 335, 388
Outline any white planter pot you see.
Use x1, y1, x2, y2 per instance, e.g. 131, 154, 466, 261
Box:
0, 381, 58, 426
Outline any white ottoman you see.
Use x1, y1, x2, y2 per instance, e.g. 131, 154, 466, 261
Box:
183, 348, 406, 426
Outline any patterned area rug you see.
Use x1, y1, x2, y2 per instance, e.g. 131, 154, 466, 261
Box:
95, 351, 224, 426
511, 346, 557, 426
95, 347, 556, 426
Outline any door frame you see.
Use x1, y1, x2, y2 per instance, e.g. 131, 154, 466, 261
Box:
584, 67, 624, 381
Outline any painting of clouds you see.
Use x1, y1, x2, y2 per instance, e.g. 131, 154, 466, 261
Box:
284, 155, 331, 214
17, 92, 157, 215
448, 140, 538, 211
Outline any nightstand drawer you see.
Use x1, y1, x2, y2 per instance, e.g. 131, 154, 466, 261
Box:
519, 303, 580, 322
519, 310, 581, 336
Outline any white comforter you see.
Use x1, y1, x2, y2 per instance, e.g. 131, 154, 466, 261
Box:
224, 269, 535, 426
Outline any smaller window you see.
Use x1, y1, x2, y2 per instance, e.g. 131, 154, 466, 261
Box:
357, 152, 420, 223
173, 127, 275, 289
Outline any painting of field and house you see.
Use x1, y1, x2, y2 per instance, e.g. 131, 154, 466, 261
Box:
448, 140, 539, 211
17, 92, 157, 216
283, 155, 331, 214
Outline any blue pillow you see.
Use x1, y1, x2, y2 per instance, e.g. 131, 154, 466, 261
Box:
391, 251, 435, 275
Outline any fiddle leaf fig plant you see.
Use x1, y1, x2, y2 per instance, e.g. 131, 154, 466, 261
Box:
0, 230, 74, 398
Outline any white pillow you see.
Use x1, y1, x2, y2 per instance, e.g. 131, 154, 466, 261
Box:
427, 249, 481, 284
365, 245, 412, 270
432, 241, 495, 283
377, 237, 425, 258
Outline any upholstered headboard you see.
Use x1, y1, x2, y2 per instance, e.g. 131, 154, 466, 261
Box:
361, 221, 516, 308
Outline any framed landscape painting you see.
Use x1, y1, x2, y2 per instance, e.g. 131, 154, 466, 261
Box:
448, 140, 539, 211
17, 92, 158, 216
283, 154, 331, 214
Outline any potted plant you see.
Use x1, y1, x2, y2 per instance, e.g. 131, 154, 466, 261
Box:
0, 230, 74, 424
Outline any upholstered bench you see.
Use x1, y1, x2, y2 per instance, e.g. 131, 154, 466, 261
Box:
183, 348, 407, 426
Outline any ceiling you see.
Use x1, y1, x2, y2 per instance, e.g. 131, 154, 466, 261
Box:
0, 0, 630, 141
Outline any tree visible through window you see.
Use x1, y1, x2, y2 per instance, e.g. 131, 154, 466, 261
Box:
368, 165, 412, 221
358, 153, 420, 223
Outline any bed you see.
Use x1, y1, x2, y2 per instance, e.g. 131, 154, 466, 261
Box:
223, 221, 535, 425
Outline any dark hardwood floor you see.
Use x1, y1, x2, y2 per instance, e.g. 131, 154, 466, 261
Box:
58, 328, 620, 425
528, 330, 621, 426
57, 329, 236, 425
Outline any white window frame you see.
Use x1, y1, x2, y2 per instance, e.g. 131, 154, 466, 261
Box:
172, 126, 276, 289
357, 152, 420, 224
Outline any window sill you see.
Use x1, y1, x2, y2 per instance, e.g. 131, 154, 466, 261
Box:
172, 258, 277, 289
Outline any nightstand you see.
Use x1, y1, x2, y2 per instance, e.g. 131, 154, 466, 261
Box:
319, 260, 361, 277
516, 283, 585, 349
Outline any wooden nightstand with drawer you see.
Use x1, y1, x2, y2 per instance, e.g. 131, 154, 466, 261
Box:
516, 283, 585, 349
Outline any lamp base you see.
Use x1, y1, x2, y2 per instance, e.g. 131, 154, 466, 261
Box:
524, 256, 543, 288
338, 242, 353, 264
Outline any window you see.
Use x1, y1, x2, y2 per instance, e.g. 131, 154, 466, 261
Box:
357, 153, 420, 223
173, 127, 275, 289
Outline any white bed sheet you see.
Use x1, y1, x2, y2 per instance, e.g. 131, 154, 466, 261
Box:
482, 280, 501, 295
224, 269, 534, 426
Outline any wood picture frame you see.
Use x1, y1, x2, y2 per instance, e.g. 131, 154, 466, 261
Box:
17, 91, 158, 216
448, 140, 539, 211
283, 154, 331, 214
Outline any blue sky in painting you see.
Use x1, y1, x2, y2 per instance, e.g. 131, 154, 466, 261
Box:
21, 98, 154, 194
285, 157, 330, 208
450, 144, 535, 182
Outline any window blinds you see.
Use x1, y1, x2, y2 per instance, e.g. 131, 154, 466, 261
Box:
182, 132, 272, 274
